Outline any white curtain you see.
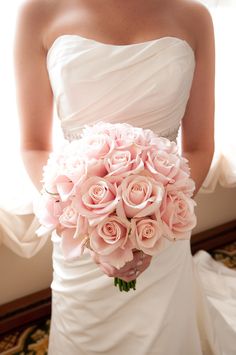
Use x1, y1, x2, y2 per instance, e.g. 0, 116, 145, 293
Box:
200, 0, 236, 192
0, 0, 60, 256
0, 0, 235, 256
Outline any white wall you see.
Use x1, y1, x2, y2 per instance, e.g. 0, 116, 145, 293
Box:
0, 184, 236, 305
194, 184, 236, 233
0, 239, 52, 305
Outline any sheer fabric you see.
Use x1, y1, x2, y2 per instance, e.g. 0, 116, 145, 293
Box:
201, 0, 236, 192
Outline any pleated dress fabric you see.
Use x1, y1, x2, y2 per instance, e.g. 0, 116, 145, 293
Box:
46, 35, 236, 355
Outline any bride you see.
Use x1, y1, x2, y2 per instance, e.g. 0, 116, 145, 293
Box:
14, 0, 235, 354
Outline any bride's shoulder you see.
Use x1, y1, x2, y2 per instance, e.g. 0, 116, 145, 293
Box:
17, 0, 55, 19
177, 0, 214, 33
179, 0, 213, 23
16, 0, 62, 32
176, 0, 214, 51
15, 0, 60, 52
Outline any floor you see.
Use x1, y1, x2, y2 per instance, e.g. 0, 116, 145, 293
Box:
0, 241, 236, 355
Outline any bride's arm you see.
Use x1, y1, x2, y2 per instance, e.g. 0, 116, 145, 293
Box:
13, 1, 146, 282
181, 2, 215, 196
14, 1, 53, 192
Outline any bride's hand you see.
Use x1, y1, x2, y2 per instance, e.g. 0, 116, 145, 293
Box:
90, 249, 152, 282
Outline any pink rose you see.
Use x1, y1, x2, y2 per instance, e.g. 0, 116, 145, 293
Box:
35, 195, 69, 229
75, 177, 121, 226
81, 122, 149, 149
116, 174, 164, 219
100, 123, 137, 148
149, 136, 178, 155
59, 213, 90, 259
143, 128, 158, 144
53, 175, 75, 201
169, 157, 192, 183
79, 133, 115, 160
130, 218, 166, 255
160, 187, 197, 239
74, 214, 89, 237
90, 215, 134, 269
43, 156, 88, 201
104, 145, 144, 177
61, 227, 90, 259
87, 158, 107, 178
59, 205, 79, 228
114, 125, 147, 148
112, 124, 152, 149
179, 157, 191, 176
144, 149, 183, 185
171, 177, 196, 197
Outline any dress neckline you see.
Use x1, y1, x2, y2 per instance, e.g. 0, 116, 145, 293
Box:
46, 34, 195, 61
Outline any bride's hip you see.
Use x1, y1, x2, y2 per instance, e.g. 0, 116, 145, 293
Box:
50, 229, 193, 294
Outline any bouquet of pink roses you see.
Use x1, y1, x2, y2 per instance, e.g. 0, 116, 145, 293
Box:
34, 122, 196, 292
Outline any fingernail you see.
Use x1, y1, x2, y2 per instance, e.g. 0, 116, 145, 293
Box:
137, 260, 143, 266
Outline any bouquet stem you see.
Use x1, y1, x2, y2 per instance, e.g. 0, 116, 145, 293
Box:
114, 277, 136, 292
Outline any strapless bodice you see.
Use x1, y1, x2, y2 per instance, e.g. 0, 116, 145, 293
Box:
46, 35, 195, 142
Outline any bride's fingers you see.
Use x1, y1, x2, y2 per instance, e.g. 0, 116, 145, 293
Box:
98, 263, 119, 277
117, 255, 152, 281
117, 251, 149, 274
90, 249, 152, 279
115, 251, 144, 273
90, 252, 121, 277
103, 252, 151, 279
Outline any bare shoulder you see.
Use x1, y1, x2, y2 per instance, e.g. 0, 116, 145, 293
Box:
184, 0, 214, 33
177, 0, 215, 51
179, 1, 215, 157
17, 0, 54, 26
16, 0, 57, 51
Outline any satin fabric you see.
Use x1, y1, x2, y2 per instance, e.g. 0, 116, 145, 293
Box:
46, 35, 236, 354
46, 35, 195, 142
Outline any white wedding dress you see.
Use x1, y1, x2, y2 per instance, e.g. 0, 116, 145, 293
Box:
45, 34, 236, 355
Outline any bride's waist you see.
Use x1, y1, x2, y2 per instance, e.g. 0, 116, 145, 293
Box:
51, 230, 191, 282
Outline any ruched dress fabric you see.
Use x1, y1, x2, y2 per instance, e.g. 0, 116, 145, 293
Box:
46, 35, 236, 355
